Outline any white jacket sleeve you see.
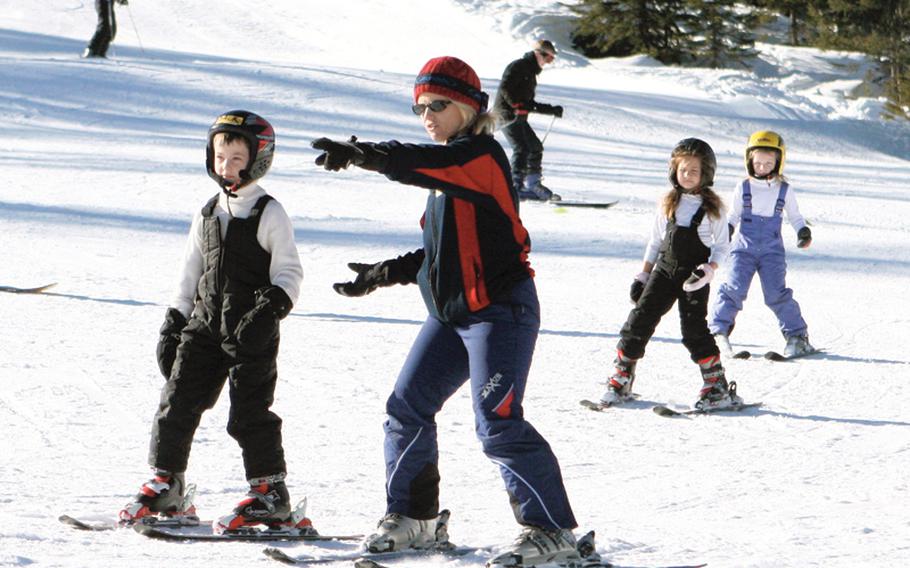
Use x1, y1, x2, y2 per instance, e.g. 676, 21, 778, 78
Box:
642, 212, 666, 265
258, 200, 303, 306
707, 212, 731, 266
728, 181, 744, 229
784, 185, 807, 233
170, 213, 205, 318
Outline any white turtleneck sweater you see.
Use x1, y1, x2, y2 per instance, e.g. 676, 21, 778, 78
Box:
171, 183, 303, 318
728, 177, 807, 233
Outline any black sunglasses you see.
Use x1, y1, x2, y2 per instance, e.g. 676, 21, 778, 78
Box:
412, 100, 453, 115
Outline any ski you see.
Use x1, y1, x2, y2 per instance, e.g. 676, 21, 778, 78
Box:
579, 395, 640, 412
715, 335, 751, 359
653, 401, 763, 417
58, 513, 201, 532
134, 522, 363, 542
262, 544, 486, 565
763, 348, 825, 362
0, 282, 57, 294
550, 200, 618, 209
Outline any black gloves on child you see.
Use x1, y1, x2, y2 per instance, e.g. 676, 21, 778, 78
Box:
311, 136, 388, 172
629, 271, 649, 303
235, 286, 293, 348
156, 308, 187, 379
797, 226, 812, 248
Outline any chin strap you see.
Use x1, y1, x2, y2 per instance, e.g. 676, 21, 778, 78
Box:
219, 178, 240, 217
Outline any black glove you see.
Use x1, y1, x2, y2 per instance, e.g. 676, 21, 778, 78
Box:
333, 250, 425, 297
235, 286, 292, 349
311, 136, 388, 172
156, 308, 187, 380
728, 223, 735, 240
797, 226, 812, 248
116, 0, 128, 5
551, 105, 564, 118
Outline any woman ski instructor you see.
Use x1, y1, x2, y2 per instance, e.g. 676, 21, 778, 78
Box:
310, 55, 579, 567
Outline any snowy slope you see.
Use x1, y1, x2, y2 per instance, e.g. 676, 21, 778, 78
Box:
2, 1, 909, 567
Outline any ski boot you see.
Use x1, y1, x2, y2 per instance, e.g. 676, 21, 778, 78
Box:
364, 509, 453, 553
783, 334, 814, 358
694, 355, 743, 411
487, 526, 579, 567
599, 350, 637, 406
213, 476, 303, 534
521, 173, 562, 202
119, 470, 198, 525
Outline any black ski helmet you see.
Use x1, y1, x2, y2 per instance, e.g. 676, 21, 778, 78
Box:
206, 110, 275, 187
669, 138, 716, 191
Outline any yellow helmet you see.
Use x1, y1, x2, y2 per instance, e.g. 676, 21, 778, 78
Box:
745, 130, 785, 178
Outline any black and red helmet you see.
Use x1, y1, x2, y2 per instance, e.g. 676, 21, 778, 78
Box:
205, 110, 276, 187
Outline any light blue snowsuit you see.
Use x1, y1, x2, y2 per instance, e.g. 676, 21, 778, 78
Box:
710, 180, 807, 338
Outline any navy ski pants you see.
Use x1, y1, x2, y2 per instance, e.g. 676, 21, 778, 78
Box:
382, 278, 577, 530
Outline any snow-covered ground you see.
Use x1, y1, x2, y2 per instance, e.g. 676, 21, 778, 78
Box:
2, 1, 909, 567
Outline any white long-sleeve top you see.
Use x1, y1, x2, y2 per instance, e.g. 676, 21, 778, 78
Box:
728, 177, 807, 233
171, 183, 303, 318
642, 192, 730, 267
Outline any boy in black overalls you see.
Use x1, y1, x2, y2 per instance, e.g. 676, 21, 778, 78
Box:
598, 139, 741, 411
120, 111, 307, 533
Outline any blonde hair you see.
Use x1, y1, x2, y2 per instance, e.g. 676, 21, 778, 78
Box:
661, 155, 724, 220
452, 100, 497, 136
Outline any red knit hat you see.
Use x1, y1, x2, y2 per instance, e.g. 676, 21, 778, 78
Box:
414, 56, 489, 113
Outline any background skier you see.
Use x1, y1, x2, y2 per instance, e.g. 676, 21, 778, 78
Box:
84, 0, 129, 58
494, 39, 564, 201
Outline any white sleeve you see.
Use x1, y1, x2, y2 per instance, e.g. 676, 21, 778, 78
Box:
728, 181, 743, 229
642, 212, 666, 265
170, 213, 205, 318
707, 212, 731, 266
784, 185, 807, 233
258, 200, 303, 306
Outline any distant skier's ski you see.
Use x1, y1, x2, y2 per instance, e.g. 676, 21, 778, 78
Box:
58, 513, 201, 532
0, 282, 57, 294
653, 402, 762, 417
134, 522, 362, 542
763, 348, 825, 362
262, 544, 484, 565
550, 200, 618, 209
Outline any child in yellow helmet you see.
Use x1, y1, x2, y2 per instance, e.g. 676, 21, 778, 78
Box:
710, 130, 815, 358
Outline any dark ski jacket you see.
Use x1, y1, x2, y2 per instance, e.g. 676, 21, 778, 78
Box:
373, 132, 533, 323
494, 52, 542, 123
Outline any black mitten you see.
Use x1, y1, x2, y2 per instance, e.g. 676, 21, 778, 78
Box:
311, 136, 388, 172
797, 226, 812, 248
333, 250, 425, 297
156, 308, 187, 379
552, 105, 564, 118
235, 286, 292, 349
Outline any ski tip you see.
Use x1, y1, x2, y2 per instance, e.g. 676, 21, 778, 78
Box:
549, 200, 618, 209
652, 405, 684, 417
579, 399, 606, 411
263, 547, 297, 564
732, 350, 752, 359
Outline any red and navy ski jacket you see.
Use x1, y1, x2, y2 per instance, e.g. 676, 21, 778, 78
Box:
374, 132, 533, 323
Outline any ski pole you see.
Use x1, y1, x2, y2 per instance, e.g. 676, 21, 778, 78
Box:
125, 2, 146, 54
540, 115, 557, 146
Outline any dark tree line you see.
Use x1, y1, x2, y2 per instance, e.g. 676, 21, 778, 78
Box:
569, 0, 910, 119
